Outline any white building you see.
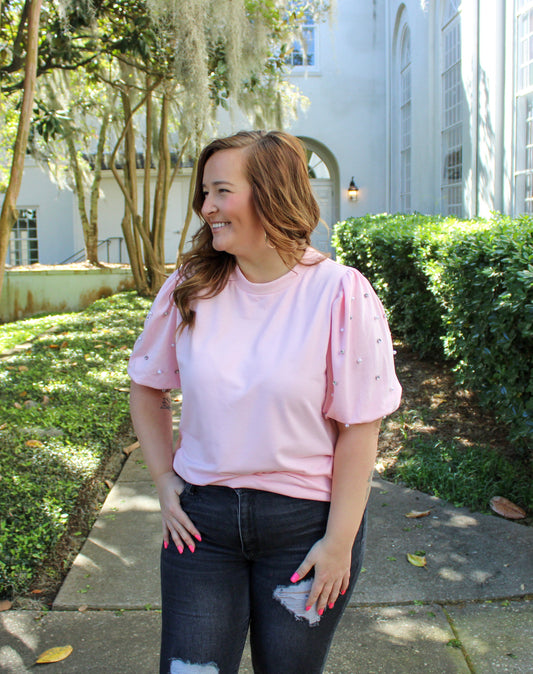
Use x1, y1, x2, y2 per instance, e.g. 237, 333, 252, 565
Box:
3, 0, 527, 266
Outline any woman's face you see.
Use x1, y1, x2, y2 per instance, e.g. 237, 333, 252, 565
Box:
201, 148, 266, 262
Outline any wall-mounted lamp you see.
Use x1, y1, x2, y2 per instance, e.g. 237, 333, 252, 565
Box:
348, 177, 359, 202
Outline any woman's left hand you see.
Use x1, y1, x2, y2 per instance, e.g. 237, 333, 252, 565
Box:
291, 537, 352, 615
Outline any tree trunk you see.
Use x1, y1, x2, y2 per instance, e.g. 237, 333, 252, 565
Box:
0, 0, 42, 300
87, 107, 112, 265
152, 92, 170, 273
65, 132, 101, 265
143, 80, 152, 262
177, 157, 198, 266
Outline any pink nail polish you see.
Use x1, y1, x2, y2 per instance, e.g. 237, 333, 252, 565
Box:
318, 608, 324, 616
194, 533, 202, 542
290, 572, 299, 583
177, 545, 184, 554
305, 606, 311, 612
328, 602, 335, 609
188, 545, 195, 553
340, 589, 346, 595
163, 541, 168, 550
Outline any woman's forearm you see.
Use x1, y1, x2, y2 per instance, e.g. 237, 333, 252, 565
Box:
324, 419, 382, 552
129, 380, 176, 483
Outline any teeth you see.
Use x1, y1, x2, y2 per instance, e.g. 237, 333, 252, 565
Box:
212, 222, 229, 230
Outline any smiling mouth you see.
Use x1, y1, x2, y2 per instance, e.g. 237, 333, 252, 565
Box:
211, 222, 229, 231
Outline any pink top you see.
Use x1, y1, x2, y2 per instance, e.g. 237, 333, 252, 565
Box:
128, 250, 401, 501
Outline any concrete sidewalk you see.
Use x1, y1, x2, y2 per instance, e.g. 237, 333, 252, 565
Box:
1, 448, 532, 673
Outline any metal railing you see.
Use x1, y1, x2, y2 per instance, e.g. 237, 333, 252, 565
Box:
60, 237, 125, 264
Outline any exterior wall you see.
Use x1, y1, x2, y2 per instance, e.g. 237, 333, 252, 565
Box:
0, 267, 135, 322
386, 0, 508, 218
7, 158, 77, 265
287, 0, 388, 223
0, 0, 517, 270
1, 160, 196, 266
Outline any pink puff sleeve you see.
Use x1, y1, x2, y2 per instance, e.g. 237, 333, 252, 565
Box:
127, 270, 182, 390
323, 268, 402, 424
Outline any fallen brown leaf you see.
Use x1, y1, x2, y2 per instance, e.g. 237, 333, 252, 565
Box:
0, 423, 7, 431
35, 645, 73, 664
18, 365, 29, 372
30, 589, 43, 594
78, 605, 88, 613
25, 440, 44, 448
490, 496, 526, 520
13, 402, 22, 409
105, 479, 114, 489
123, 440, 140, 456
405, 509, 431, 519
0, 600, 13, 612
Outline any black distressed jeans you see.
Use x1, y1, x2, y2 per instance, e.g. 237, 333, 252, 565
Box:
160, 484, 367, 674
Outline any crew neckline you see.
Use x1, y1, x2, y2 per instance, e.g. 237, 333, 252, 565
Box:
231, 247, 324, 295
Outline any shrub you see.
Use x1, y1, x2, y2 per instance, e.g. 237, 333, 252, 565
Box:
333, 213, 533, 451
334, 214, 449, 358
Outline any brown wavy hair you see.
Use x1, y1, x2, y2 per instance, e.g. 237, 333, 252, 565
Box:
173, 130, 323, 329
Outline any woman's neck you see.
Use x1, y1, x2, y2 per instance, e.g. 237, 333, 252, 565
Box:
236, 248, 297, 283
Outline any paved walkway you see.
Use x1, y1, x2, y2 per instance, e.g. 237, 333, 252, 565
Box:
1, 448, 532, 673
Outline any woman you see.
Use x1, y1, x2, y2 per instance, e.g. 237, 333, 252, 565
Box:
128, 130, 401, 674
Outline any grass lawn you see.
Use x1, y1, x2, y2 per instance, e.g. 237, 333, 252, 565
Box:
0, 291, 151, 600
1, 292, 531, 603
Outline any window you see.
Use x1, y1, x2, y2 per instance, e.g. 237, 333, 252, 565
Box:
8, 208, 38, 266
515, 1, 533, 213
441, 1, 463, 216
307, 151, 330, 179
518, 0, 533, 92
400, 26, 412, 212
286, 9, 317, 68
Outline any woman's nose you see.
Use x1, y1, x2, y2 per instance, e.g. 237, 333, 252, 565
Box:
202, 194, 217, 216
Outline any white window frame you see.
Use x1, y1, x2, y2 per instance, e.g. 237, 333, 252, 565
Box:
514, 0, 533, 213
286, 7, 319, 74
400, 25, 412, 213
8, 208, 39, 266
441, 1, 463, 216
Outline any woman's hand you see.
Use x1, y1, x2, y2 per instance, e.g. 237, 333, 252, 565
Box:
155, 471, 202, 553
290, 537, 352, 615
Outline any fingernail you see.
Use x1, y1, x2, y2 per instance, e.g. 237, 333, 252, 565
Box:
340, 589, 346, 595
163, 541, 168, 550
305, 606, 311, 612
318, 608, 324, 616
290, 572, 299, 583
177, 545, 184, 554
194, 533, 202, 542
328, 602, 335, 609
188, 545, 195, 553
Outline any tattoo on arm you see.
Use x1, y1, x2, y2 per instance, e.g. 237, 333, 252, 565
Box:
160, 393, 172, 411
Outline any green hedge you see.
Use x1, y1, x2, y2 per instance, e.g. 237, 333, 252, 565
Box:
333, 213, 533, 450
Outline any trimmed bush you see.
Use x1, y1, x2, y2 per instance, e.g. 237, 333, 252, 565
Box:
333, 213, 533, 450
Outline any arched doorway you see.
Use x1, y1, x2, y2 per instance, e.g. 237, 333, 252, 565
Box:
299, 137, 340, 255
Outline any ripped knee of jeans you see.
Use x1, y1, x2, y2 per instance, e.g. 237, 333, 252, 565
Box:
170, 659, 219, 673
273, 578, 321, 627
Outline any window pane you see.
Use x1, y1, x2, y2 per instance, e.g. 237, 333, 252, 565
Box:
7, 208, 38, 266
